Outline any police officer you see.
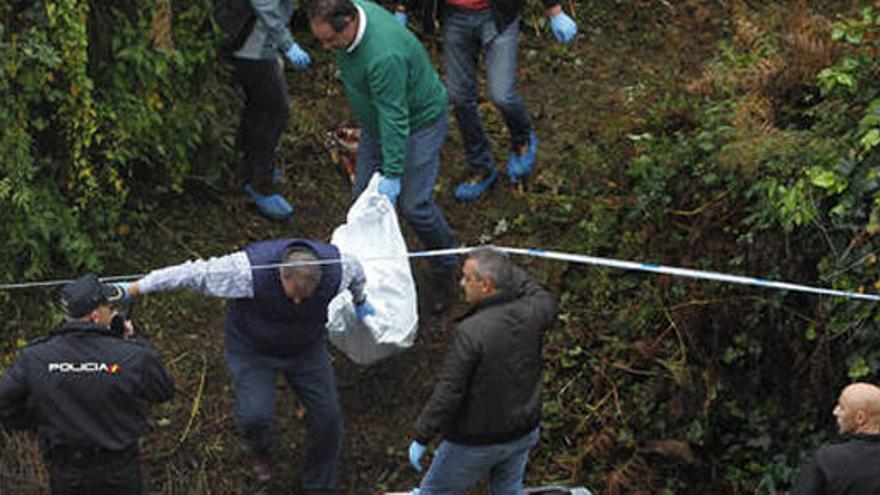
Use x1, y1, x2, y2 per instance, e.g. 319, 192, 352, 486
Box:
0, 273, 175, 494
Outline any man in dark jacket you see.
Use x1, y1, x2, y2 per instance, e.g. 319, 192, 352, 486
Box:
0, 273, 175, 494
408, 247, 558, 493
791, 382, 880, 495
122, 239, 374, 493
396, 0, 578, 202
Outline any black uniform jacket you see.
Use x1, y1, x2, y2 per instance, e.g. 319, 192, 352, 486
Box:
0, 322, 174, 451
791, 433, 880, 495
415, 266, 558, 445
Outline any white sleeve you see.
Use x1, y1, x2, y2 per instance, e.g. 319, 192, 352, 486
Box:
137, 251, 254, 299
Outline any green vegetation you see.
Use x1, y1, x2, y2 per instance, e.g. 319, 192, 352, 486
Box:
2, 0, 880, 493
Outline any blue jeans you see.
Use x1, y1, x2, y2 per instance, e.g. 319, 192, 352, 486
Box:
353, 113, 458, 273
444, 9, 531, 172
419, 427, 540, 495
225, 336, 341, 493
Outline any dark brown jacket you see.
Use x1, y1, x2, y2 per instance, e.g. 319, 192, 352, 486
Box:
415, 266, 557, 445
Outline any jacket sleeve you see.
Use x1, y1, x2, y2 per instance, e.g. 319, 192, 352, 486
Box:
0, 354, 32, 429
414, 330, 479, 444
789, 451, 824, 495
136, 348, 175, 405
367, 55, 410, 177
248, 0, 295, 52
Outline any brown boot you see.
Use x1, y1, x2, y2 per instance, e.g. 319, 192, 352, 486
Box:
430, 270, 458, 315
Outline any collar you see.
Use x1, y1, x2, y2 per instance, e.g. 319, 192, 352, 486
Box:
51, 320, 112, 337
456, 289, 515, 322
347, 5, 367, 53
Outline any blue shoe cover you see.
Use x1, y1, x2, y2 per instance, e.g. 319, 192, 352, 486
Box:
244, 184, 294, 221
453, 169, 497, 202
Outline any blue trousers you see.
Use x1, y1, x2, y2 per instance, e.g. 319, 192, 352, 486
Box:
225, 337, 341, 493
444, 9, 531, 172
353, 112, 458, 273
419, 427, 541, 495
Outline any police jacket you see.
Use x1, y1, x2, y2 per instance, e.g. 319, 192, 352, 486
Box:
414, 266, 557, 445
0, 321, 174, 451
791, 434, 880, 495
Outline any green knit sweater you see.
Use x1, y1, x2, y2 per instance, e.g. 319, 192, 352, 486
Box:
337, 0, 448, 177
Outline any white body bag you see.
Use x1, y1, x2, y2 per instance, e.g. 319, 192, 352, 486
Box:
326, 173, 418, 364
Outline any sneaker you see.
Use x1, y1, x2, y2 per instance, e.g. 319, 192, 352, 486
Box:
244, 184, 294, 221
507, 132, 538, 183
430, 270, 458, 315
247, 454, 272, 483
453, 168, 497, 202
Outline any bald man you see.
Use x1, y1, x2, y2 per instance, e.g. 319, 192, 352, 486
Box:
791, 382, 880, 494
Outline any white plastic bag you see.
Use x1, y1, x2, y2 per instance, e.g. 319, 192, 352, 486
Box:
326, 173, 418, 364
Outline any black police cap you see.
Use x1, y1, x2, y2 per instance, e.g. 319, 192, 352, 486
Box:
60, 273, 124, 318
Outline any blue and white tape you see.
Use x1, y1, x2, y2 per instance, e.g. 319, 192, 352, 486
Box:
0, 245, 878, 302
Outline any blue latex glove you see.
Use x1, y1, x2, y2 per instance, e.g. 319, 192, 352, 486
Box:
408, 441, 426, 472
354, 299, 375, 322
378, 176, 401, 204
550, 12, 578, 44
285, 42, 311, 69
394, 11, 408, 26
110, 282, 131, 304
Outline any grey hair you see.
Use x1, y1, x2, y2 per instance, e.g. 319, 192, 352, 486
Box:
467, 247, 512, 292
280, 246, 322, 286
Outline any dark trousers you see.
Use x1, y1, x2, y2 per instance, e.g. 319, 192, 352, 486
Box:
231, 56, 291, 193
225, 337, 341, 493
45, 444, 141, 495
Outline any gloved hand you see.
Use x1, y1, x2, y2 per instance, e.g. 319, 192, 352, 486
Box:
378, 176, 401, 204
285, 42, 312, 69
408, 441, 426, 472
550, 12, 578, 44
110, 282, 132, 304
394, 11, 408, 26
354, 299, 375, 322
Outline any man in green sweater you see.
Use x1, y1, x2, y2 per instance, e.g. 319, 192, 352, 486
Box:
309, 0, 459, 314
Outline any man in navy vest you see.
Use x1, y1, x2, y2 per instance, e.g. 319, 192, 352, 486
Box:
122, 239, 374, 493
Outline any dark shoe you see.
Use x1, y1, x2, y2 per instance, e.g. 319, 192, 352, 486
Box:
247, 453, 272, 483
453, 168, 497, 202
430, 270, 458, 315
507, 132, 538, 183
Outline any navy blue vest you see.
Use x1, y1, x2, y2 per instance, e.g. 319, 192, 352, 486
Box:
226, 239, 342, 357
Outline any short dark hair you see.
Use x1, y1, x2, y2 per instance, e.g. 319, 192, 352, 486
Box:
308, 0, 358, 32
280, 246, 322, 286
467, 247, 512, 292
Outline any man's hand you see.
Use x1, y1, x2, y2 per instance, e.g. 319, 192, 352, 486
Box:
285, 42, 312, 69
408, 441, 426, 472
354, 299, 375, 322
378, 176, 401, 204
